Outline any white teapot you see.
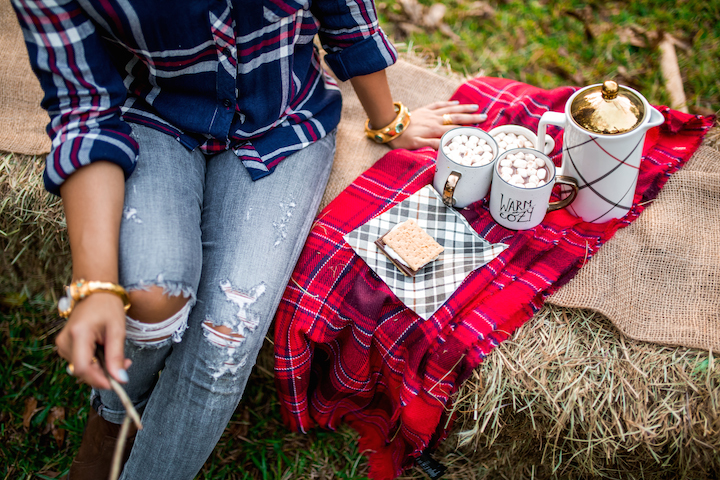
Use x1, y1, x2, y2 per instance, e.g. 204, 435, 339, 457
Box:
536, 81, 664, 223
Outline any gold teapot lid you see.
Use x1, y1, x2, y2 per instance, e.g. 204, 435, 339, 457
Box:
570, 81, 645, 135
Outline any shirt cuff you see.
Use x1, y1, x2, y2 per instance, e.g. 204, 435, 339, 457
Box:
323, 32, 398, 82
43, 128, 139, 196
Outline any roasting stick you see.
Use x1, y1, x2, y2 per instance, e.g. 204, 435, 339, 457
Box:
94, 346, 143, 480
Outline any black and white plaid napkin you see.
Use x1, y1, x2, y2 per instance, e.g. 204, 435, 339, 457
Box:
344, 185, 507, 320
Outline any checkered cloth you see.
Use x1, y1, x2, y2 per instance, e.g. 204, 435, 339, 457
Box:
274, 77, 714, 480
344, 185, 507, 319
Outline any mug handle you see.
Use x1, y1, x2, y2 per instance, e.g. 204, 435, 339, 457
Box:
536, 111, 566, 167
442, 171, 462, 207
547, 176, 579, 212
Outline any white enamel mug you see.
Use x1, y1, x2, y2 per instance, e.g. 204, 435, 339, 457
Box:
433, 127, 499, 208
489, 148, 579, 230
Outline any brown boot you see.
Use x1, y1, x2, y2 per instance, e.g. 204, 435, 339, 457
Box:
64, 407, 138, 480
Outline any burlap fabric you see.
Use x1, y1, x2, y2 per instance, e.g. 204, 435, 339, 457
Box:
0, 0, 50, 156
547, 144, 720, 351
322, 61, 461, 209
1, 7, 717, 352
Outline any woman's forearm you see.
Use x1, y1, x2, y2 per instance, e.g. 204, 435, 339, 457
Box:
349, 69, 397, 130
60, 161, 125, 283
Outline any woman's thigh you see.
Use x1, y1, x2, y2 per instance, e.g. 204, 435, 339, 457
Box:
188, 131, 338, 385
119, 124, 206, 301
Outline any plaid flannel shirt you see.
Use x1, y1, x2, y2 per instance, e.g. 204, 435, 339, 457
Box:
12, 0, 397, 194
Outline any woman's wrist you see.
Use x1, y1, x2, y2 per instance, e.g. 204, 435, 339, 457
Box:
364, 102, 411, 144
58, 279, 131, 318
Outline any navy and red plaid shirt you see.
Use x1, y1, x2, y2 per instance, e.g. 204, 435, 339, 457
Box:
12, 0, 397, 195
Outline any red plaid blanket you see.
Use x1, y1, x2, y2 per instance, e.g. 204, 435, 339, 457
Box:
274, 77, 713, 479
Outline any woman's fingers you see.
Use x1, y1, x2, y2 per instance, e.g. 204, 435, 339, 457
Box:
104, 309, 129, 384
67, 325, 112, 389
423, 100, 461, 110
442, 112, 488, 126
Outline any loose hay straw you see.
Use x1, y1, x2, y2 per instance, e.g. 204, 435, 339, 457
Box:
0, 151, 69, 297
438, 305, 719, 479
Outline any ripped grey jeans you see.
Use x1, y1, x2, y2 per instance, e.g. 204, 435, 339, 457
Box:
91, 123, 336, 479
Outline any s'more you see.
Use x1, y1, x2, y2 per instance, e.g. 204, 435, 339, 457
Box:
375, 219, 444, 276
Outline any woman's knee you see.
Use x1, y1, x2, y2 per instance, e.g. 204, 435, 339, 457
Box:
128, 286, 189, 323
126, 286, 192, 344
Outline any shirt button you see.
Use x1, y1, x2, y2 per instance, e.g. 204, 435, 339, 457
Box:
223, 99, 232, 108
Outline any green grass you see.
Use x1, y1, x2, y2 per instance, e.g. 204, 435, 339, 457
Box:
0, 298, 376, 480
378, 0, 720, 114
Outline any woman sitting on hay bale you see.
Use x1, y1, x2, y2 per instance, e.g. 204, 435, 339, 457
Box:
10, 0, 486, 478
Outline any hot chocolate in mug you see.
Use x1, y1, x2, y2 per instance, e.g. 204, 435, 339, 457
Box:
433, 127, 498, 208
489, 148, 578, 230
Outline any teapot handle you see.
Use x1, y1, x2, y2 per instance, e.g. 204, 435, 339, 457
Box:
537, 111, 567, 173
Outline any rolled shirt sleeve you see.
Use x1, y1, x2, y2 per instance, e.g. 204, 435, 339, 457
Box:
12, 0, 138, 196
312, 0, 398, 81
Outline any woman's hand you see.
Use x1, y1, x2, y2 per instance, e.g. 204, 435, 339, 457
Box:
57, 293, 131, 390
388, 100, 487, 150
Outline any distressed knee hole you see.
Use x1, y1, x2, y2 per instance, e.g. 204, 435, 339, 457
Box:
126, 300, 191, 346
202, 321, 249, 380
128, 286, 190, 323
218, 280, 266, 334
202, 322, 245, 347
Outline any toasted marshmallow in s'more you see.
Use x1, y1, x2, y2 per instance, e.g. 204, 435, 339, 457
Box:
375, 219, 444, 276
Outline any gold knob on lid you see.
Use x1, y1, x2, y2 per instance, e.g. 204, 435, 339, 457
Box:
601, 80, 619, 100
570, 80, 645, 135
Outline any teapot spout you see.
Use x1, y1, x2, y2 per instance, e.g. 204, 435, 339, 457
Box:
643, 106, 665, 130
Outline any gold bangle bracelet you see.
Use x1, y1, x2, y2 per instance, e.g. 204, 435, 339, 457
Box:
58, 279, 131, 318
365, 102, 411, 144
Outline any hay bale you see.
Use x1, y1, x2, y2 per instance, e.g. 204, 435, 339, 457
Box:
436, 305, 719, 479
0, 151, 69, 298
